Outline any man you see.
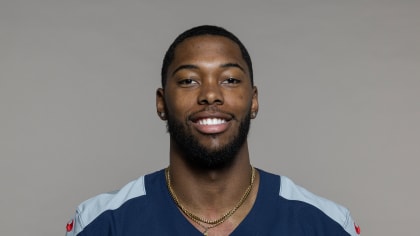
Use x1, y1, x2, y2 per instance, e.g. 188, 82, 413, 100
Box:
66, 25, 361, 236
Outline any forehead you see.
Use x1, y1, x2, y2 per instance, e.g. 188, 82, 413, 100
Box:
170, 35, 247, 70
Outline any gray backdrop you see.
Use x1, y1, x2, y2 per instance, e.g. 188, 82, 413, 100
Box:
1, 0, 419, 235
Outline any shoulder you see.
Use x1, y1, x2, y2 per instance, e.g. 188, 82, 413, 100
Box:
259, 170, 360, 235
65, 170, 163, 236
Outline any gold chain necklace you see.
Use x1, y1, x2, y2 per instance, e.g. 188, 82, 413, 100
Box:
165, 167, 256, 236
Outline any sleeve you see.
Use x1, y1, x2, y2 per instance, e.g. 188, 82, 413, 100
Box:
344, 211, 362, 236
65, 210, 83, 236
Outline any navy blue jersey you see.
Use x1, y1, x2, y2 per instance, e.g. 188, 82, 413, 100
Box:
66, 169, 360, 235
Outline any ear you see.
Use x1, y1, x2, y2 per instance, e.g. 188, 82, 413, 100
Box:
250, 86, 259, 119
156, 88, 167, 120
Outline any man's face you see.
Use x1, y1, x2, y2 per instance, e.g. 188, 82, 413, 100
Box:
157, 35, 258, 169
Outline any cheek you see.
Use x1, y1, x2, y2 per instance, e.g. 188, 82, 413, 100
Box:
226, 92, 251, 109
165, 95, 195, 117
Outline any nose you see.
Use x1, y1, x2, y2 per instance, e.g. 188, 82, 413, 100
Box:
198, 80, 223, 105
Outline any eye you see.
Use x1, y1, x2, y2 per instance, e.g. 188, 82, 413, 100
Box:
178, 78, 198, 86
222, 77, 241, 85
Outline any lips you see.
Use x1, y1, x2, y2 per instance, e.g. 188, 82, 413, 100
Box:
190, 112, 232, 134
197, 118, 227, 125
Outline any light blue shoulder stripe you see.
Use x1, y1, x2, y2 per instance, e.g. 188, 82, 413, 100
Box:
68, 176, 146, 236
279, 176, 358, 236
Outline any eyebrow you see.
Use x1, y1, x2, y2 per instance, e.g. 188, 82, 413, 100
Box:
220, 63, 245, 72
171, 63, 245, 76
172, 64, 199, 76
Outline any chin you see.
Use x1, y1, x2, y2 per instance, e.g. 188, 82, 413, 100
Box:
167, 112, 251, 170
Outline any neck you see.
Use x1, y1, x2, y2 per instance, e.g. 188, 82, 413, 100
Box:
168, 140, 255, 217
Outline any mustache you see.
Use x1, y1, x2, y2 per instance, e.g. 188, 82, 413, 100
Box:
203, 105, 222, 113
189, 105, 236, 120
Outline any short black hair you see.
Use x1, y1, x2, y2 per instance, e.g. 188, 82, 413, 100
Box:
161, 25, 253, 88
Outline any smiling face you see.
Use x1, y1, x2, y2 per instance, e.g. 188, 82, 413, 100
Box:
157, 35, 258, 169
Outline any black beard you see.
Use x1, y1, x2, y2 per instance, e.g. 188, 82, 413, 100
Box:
166, 113, 251, 170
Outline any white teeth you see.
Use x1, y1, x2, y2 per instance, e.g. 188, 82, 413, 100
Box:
198, 118, 226, 125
